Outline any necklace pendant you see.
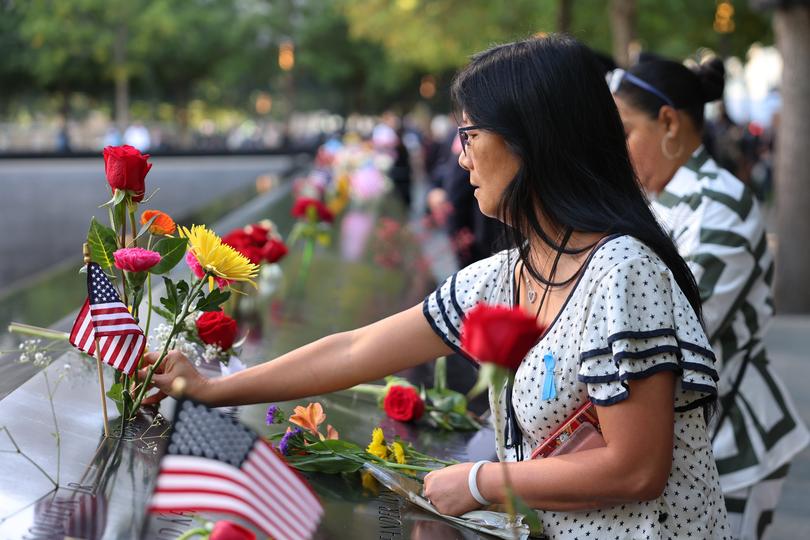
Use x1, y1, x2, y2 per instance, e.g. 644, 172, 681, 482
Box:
527, 289, 537, 303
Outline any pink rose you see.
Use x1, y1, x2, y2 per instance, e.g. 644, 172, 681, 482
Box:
113, 247, 161, 272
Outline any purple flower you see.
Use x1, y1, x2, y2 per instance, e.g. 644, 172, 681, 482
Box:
265, 405, 281, 425
278, 428, 302, 456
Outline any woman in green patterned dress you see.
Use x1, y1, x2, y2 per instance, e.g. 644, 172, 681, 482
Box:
611, 57, 809, 540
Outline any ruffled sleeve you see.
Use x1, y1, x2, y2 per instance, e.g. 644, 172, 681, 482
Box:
577, 256, 719, 411
422, 250, 513, 359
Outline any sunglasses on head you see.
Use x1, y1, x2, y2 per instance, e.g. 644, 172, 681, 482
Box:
608, 68, 675, 109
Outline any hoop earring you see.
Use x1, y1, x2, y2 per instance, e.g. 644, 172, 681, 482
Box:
661, 133, 683, 160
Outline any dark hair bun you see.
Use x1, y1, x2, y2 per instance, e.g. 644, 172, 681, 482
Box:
693, 57, 725, 103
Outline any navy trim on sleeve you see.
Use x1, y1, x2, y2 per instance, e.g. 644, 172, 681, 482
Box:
435, 286, 461, 339
578, 360, 681, 383
681, 361, 720, 381
422, 295, 474, 362
449, 272, 465, 321
678, 340, 717, 361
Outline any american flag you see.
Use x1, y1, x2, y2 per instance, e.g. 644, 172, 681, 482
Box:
148, 400, 323, 540
69, 262, 145, 375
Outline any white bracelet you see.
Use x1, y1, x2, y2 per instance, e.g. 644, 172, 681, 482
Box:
468, 460, 492, 506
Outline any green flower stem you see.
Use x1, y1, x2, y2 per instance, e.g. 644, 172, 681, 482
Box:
348, 384, 386, 398
369, 459, 435, 473
7, 323, 69, 341
175, 527, 209, 540
404, 449, 457, 466
434, 356, 447, 392
130, 276, 207, 415
143, 235, 154, 350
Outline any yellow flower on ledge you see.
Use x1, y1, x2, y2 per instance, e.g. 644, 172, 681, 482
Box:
179, 225, 259, 285
391, 441, 406, 465
367, 427, 388, 460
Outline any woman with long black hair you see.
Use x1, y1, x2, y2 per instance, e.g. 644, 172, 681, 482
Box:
140, 35, 731, 538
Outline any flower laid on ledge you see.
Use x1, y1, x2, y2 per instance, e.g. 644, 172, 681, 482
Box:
179, 225, 260, 285
267, 402, 455, 479
222, 221, 288, 266
113, 247, 162, 273
349, 357, 481, 431
140, 209, 176, 236
383, 385, 425, 422
291, 197, 334, 223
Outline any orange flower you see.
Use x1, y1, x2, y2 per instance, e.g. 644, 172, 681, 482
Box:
141, 209, 176, 235
289, 402, 326, 436
289, 402, 340, 441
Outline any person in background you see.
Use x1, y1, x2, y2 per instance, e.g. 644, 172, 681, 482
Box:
611, 56, 809, 540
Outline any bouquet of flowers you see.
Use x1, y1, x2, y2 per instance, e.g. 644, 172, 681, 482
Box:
11, 145, 260, 424
266, 402, 455, 479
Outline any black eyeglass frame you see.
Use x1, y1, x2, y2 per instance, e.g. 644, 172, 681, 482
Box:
457, 125, 486, 156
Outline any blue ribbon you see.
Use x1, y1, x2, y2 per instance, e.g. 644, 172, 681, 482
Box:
541, 353, 557, 401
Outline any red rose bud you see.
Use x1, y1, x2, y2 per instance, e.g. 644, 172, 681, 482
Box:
291, 197, 334, 223
195, 310, 238, 351
460, 303, 545, 371
383, 385, 425, 422
261, 238, 288, 263
103, 145, 152, 202
209, 520, 256, 540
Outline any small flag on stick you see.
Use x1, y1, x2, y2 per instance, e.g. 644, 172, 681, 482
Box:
69, 262, 145, 376
148, 400, 324, 540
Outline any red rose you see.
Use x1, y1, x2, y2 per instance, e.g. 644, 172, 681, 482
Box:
209, 520, 256, 540
383, 385, 425, 422
460, 304, 545, 371
246, 224, 270, 244
223, 229, 263, 264
292, 197, 334, 223
262, 238, 288, 263
103, 145, 152, 202
195, 310, 238, 350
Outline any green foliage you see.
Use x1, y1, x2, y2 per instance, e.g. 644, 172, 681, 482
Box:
195, 287, 231, 312
106, 381, 132, 416
149, 237, 188, 275
87, 218, 118, 273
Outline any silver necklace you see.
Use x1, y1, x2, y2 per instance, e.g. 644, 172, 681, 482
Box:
524, 274, 538, 303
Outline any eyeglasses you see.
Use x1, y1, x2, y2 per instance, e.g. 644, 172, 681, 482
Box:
608, 68, 675, 109
457, 125, 485, 156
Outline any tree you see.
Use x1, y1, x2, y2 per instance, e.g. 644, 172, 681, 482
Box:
765, 0, 810, 312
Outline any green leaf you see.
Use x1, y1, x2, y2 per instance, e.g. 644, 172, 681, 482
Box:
426, 387, 467, 414
100, 188, 126, 208
195, 287, 231, 312
160, 277, 178, 315
87, 218, 119, 273
151, 304, 174, 321
510, 490, 543, 535
176, 280, 190, 306
131, 214, 158, 245
126, 271, 148, 290
106, 383, 125, 415
149, 237, 188, 274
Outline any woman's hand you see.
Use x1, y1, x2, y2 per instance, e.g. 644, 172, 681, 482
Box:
422, 462, 483, 516
138, 350, 209, 405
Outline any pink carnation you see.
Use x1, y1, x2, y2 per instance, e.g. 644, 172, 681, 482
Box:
184, 251, 231, 288
113, 247, 161, 272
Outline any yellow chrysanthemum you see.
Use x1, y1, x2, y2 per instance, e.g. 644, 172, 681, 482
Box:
391, 442, 406, 465
179, 225, 259, 284
367, 427, 388, 460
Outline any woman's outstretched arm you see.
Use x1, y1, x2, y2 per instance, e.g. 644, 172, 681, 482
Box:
139, 303, 452, 407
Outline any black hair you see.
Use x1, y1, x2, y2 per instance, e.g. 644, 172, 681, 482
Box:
616, 56, 725, 129
451, 34, 703, 319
